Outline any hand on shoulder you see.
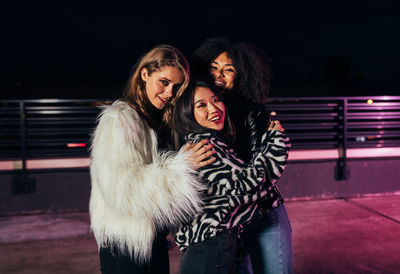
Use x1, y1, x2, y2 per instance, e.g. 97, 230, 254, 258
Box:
268, 120, 284, 132
183, 139, 216, 169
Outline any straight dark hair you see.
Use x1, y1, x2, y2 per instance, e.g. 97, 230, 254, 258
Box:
172, 80, 235, 148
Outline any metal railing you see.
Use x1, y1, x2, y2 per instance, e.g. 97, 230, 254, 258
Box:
268, 96, 400, 149
1, 96, 400, 161
0, 99, 112, 161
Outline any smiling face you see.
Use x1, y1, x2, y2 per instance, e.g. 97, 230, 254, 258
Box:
141, 66, 185, 109
209, 51, 236, 91
193, 86, 225, 131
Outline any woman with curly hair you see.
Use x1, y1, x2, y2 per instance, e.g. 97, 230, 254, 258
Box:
191, 37, 293, 274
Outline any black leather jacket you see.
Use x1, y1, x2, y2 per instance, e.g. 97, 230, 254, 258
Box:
225, 97, 271, 162
223, 96, 285, 216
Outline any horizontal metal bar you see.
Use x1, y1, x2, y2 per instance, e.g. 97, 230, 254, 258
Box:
25, 110, 100, 115
347, 121, 400, 128
0, 129, 21, 134
26, 118, 97, 124
274, 114, 339, 120
26, 128, 91, 134
347, 116, 400, 120
0, 139, 21, 143
347, 111, 400, 116
27, 139, 88, 143
0, 119, 21, 124
287, 132, 339, 138
25, 106, 101, 110
26, 153, 88, 158
348, 107, 400, 111
291, 143, 338, 149
0, 167, 90, 175
347, 132, 400, 138
347, 139, 400, 145
267, 105, 339, 111
283, 124, 339, 130
1, 98, 110, 103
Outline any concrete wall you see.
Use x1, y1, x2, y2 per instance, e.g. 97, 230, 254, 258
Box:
278, 157, 400, 200
1, 158, 399, 215
0, 170, 90, 215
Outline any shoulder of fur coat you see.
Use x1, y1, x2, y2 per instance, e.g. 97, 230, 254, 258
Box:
89, 100, 205, 263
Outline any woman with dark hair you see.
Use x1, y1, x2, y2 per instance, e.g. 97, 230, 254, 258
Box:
191, 38, 293, 274
89, 45, 216, 274
172, 80, 290, 274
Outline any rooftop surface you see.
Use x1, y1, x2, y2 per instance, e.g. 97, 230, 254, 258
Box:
1, 194, 399, 273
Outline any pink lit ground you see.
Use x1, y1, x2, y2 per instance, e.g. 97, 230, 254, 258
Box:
1, 195, 399, 274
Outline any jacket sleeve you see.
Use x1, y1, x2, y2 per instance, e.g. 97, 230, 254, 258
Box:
90, 103, 204, 228
256, 129, 291, 185
206, 131, 290, 207
245, 102, 271, 154
226, 129, 291, 207
244, 103, 290, 186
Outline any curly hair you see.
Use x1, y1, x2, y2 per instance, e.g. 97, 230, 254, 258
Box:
191, 37, 271, 104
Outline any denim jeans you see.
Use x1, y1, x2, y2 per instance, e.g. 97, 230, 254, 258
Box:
180, 229, 238, 274
237, 204, 293, 274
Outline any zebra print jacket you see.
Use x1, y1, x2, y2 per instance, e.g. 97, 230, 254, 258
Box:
175, 129, 290, 251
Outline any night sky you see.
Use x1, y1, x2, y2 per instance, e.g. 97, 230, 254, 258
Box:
1, 1, 399, 99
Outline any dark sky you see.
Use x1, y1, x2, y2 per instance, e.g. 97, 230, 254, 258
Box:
1, 1, 399, 99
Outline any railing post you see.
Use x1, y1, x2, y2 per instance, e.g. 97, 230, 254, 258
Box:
12, 101, 36, 195
335, 98, 350, 180
19, 101, 27, 171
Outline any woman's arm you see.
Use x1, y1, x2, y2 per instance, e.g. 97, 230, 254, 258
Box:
201, 132, 289, 205
245, 103, 291, 186
255, 128, 291, 185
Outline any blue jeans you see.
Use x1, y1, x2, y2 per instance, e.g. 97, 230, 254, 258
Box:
180, 229, 237, 274
237, 204, 293, 274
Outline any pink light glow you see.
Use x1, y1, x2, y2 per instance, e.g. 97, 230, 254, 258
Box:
288, 147, 400, 160
0, 161, 18, 170
67, 143, 87, 148
27, 158, 91, 169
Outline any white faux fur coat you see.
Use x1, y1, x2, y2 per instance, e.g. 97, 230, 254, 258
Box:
89, 100, 204, 262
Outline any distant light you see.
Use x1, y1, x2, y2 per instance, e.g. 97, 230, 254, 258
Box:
367, 99, 373, 104
355, 136, 366, 142
270, 111, 277, 116
67, 143, 86, 148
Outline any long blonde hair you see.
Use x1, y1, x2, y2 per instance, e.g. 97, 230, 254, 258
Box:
122, 45, 190, 130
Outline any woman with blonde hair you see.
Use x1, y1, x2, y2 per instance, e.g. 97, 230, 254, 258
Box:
89, 45, 215, 274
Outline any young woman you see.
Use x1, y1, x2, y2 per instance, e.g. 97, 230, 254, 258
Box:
191, 37, 293, 274
89, 45, 216, 274
172, 81, 290, 274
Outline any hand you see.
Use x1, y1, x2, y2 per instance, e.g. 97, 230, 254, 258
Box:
268, 120, 284, 132
183, 139, 216, 170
